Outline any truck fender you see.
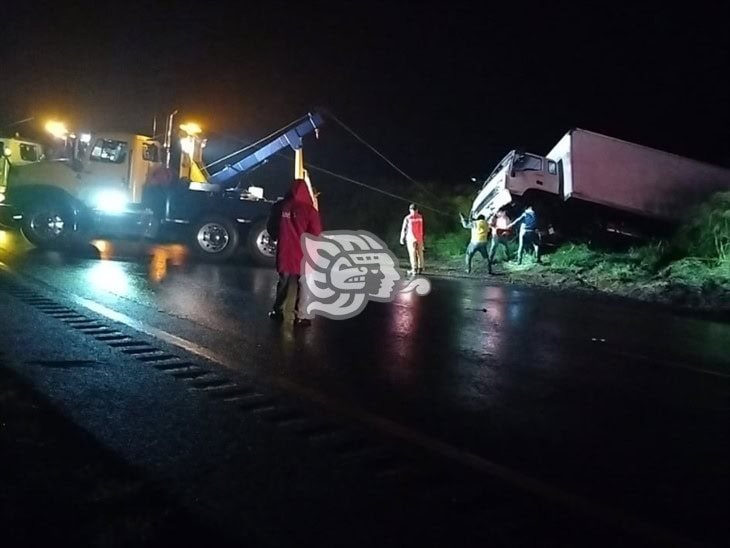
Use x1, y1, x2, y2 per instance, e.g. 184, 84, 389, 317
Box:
10, 186, 87, 248
7, 184, 84, 215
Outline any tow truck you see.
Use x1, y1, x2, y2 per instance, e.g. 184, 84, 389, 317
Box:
2, 112, 323, 264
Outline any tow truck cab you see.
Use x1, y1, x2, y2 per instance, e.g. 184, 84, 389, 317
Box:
5, 132, 163, 245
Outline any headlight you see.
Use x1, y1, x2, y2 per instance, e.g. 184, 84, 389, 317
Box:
93, 189, 128, 213
0, 192, 5, 203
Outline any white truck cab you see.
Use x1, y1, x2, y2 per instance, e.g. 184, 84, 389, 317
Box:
471, 150, 559, 219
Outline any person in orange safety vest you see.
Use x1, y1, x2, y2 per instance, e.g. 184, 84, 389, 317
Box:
400, 203, 425, 276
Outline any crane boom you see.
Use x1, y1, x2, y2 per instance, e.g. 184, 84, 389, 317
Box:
207, 111, 324, 186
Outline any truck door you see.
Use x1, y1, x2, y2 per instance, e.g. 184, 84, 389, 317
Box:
82, 137, 131, 198
508, 153, 560, 197
557, 159, 564, 196
128, 139, 162, 204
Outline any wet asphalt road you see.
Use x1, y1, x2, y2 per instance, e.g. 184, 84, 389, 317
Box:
1, 233, 728, 546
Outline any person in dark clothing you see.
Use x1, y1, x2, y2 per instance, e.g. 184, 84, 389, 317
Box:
267, 179, 322, 326
508, 205, 541, 264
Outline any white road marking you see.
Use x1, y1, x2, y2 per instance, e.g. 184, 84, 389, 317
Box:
0, 262, 713, 546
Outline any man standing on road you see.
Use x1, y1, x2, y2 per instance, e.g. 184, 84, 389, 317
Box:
487, 209, 512, 274
508, 205, 541, 265
267, 178, 322, 326
400, 204, 425, 276
460, 212, 489, 274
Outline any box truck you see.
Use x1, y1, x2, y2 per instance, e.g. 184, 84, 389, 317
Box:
471, 129, 730, 239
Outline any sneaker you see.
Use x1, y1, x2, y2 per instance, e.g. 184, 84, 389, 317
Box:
294, 318, 312, 327
268, 310, 284, 322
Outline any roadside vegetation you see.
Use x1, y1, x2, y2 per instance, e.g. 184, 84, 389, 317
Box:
431, 190, 730, 311
320, 180, 730, 311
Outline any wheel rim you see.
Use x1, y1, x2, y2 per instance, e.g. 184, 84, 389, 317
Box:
29, 211, 65, 241
196, 222, 230, 253
255, 229, 276, 258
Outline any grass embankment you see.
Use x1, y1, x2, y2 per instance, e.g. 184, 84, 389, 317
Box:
319, 176, 729, 310
425, 191, 730, 311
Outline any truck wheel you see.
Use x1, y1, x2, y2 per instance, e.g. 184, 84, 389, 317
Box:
246, 220, 276, 267
21, 201, 73, 248
191, 216, 239, 261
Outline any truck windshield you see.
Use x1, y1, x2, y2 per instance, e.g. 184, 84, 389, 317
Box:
90, 139, 128, 164
512, 153, 542, 172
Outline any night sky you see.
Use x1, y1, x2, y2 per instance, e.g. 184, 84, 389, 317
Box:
3, 2, 728, 186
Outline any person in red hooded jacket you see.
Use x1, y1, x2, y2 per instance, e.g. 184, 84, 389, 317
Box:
268, 178, 322, 325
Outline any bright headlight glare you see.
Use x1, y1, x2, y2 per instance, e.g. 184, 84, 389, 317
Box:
94, 189, 128, 213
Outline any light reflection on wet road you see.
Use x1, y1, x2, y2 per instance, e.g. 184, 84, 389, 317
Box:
1, 233, 728, 542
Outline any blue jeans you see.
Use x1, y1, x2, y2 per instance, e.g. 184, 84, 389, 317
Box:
517, 229, 540, 263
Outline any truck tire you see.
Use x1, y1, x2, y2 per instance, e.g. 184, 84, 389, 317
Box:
21, 201, 74, 249
191, 216, 239, 261
246, 219, 276, 267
